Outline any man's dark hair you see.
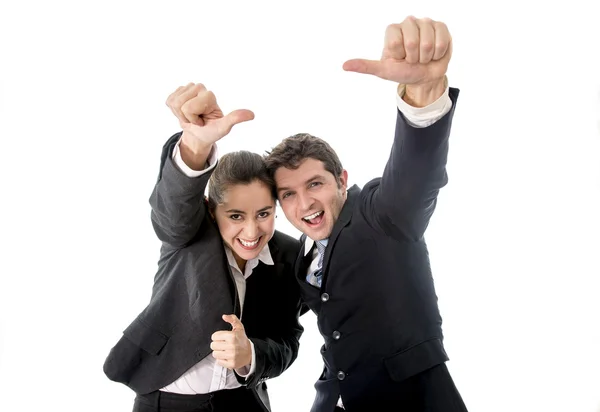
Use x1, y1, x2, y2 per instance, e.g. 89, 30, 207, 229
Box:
264, 133, 344, 184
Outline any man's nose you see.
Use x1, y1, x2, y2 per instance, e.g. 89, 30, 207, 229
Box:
297, 191, 314, 212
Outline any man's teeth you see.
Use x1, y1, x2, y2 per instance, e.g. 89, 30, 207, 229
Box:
303, 211, 323, 221
240, 238, 259, 247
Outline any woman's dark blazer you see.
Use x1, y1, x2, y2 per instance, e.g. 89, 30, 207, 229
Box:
103, 133, 305, 411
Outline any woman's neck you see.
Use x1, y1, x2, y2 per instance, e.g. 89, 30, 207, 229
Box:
235, 255, 246, 273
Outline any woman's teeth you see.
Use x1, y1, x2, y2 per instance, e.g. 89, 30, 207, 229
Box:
239, 238, 259, 247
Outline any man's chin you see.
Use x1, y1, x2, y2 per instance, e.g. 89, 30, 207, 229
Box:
303, 226, 330, 241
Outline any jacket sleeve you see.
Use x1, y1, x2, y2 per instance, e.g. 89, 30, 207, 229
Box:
368, 87, 460, 241
149, 132, 213, 249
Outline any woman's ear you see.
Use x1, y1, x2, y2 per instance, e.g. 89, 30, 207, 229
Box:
206, 196, 216, 221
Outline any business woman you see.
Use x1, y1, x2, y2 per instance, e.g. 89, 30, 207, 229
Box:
103, 82, 304, 412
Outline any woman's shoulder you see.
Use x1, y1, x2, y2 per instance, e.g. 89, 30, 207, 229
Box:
270, 230, 302, 256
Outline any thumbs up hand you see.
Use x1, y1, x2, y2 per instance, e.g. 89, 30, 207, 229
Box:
166, 83, 254, 147
343, 16, 452, 107
210, 314, 252, 370
165, 83, 255, 170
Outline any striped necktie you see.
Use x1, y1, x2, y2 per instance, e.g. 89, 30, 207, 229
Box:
307, 240, 327, 288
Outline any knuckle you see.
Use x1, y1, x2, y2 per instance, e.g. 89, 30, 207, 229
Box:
174, 97, 187, 110
421, 41, 434, 52
405, 40, 418, 50
388, 39, 403, 50
205, 90, 216, 102
385, 24, 397, 33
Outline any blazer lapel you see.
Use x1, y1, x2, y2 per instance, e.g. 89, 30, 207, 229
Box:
207, 217, 242, 318
322, 185, 359, 272
266, 237, 286, 280
295, 234, 314, 283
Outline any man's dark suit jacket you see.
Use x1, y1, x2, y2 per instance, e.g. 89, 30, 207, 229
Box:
296, 88, 461, 412
103, 134, 304, 412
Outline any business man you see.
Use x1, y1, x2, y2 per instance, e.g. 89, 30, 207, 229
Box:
264, 16, 467, 411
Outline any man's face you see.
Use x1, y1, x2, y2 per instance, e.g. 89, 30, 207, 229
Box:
274, 158, 348, 241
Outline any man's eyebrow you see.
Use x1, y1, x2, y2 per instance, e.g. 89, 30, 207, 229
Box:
277, 175, 325, 193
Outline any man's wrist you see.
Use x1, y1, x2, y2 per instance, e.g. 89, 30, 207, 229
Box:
403, 76, 448, 108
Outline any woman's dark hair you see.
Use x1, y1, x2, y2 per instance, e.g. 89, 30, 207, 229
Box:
207, 150, 276, 210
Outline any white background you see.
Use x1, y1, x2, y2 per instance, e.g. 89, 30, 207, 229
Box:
1, 1, 599, 411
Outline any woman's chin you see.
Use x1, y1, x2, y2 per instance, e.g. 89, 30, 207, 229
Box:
233, 238, 263, 258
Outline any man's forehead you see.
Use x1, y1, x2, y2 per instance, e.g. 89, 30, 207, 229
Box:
274, 160, 329, 188
275, 158, 326, 178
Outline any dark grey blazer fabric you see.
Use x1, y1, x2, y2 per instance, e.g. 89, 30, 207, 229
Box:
103, 135, 304, 411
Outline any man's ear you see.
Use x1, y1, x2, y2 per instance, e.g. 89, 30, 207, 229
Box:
338, 169, 349, 191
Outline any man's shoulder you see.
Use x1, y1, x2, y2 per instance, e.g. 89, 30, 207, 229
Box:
347, 179, 380, 211
361, 177, 381, 191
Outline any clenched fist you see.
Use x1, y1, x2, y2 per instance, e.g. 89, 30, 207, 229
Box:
210, 314, 253, 371
165, 83, 254, 169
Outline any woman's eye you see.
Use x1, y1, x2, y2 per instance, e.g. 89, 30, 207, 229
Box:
258, 212, 270, 219
229, 214, 242, 220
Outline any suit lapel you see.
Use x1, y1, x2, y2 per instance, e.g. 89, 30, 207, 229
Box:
266, 237, 286, 280
206, 217, 242, 318
295, 234, 314, 284
321, 185, 359, 271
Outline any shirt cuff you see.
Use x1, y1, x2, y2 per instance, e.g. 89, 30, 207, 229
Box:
172, 137, 219, 177
234, 340, 256, 378
395, 76, 453, 128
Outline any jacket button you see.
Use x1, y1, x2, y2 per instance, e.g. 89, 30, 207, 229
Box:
321, 293, 330, 302
332, 331, 341, 340
337, 371, 346, 380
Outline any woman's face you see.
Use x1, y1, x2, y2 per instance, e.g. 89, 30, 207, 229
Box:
212, 180, 276, 264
